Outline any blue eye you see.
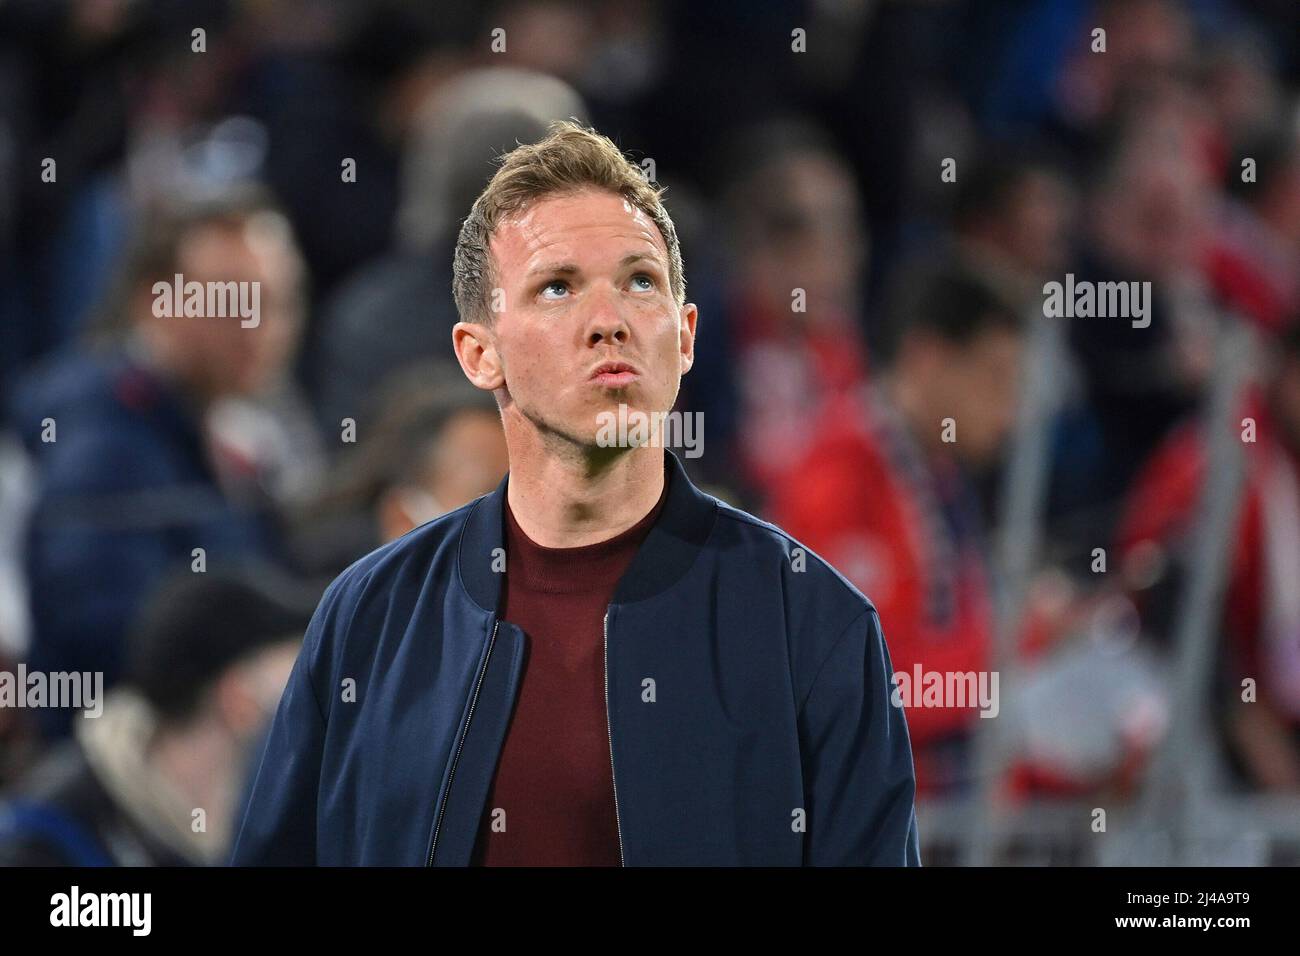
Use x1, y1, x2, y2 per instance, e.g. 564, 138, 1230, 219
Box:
631, 274, 655, 292
540, 280, 569, 300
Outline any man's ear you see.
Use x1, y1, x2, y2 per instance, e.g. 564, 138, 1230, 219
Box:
679, 302, 698, 376
452, 321, 505, 390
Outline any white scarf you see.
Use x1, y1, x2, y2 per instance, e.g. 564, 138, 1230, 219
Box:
75, 690, 227, 865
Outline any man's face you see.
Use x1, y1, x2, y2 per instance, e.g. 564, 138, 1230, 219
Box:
473, 187, 695, 450
745, 154, 866, 319
141, 214, 303, 400
923, 325, 1024, 467
214, 639, 302, 745
1002, 172, 1074, 277
424, 408, 510, 508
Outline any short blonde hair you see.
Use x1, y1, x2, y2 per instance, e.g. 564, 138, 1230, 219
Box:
452, 120, 685, 326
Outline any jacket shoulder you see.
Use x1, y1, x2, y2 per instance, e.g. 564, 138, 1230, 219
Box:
711, 498, 876, 618
293, 496, 483, 706
708, 498, 888, 714
321, 494, 481, 603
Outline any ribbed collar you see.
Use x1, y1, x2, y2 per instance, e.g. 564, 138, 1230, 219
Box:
502, 479, 667, 594
456, 450, 718, 614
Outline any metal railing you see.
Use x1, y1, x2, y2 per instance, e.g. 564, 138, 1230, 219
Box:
943, 311, 1300, 866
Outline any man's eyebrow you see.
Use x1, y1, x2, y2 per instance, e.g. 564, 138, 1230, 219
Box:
526, 261, 580, 279
619, 252, 663, 270
525, 252, 664, 279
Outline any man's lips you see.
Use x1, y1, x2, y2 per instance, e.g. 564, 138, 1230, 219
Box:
589, 361, 640, 387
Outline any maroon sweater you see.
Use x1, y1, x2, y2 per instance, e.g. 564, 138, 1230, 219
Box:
471, 484, 667, 866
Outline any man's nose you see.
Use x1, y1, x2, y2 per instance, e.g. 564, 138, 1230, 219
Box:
583, 287, 630, 346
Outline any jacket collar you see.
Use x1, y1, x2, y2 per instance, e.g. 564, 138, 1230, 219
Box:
456, 450, 718, 613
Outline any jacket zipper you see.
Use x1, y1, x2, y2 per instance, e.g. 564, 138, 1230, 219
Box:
604, 609, 626, 866
426, 619, 500, 866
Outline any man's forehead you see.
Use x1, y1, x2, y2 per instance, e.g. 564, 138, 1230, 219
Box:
491, 189, 668, 267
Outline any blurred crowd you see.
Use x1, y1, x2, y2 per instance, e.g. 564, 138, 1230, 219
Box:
1, 0, 1299, 864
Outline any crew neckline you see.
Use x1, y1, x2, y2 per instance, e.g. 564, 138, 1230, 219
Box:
502, 479, 668, 594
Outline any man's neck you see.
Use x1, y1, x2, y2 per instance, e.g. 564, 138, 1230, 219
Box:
504, 427, 665, 549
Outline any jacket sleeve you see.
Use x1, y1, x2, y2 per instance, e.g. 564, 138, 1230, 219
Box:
797, 606, 921, 865
229, 579, 338, 866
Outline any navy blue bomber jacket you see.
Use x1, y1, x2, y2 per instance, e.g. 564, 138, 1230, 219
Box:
231, 451, 921, 866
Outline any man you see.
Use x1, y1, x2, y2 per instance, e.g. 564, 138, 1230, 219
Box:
310, 66, 588, 433
293, 361, 509, 577
684, 120, 872, 509
949, 149, 1075, 315
1058, 101, 1214, 519
1116, 319, 1300, 793
13, 190, 306, 738
0, 568, 310, 865
233, 121, 919, 866
771, 269, 1025, 796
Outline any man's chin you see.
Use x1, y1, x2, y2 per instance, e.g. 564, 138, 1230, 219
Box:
519, 395, 670, 455
592, 400, 673, 452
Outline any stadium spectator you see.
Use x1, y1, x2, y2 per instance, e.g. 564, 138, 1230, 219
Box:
1053, 94, 1219, 526
950, 149, 1077, 313
308, 67, 588, 434
11, 190, 306, 738
692, 120, 871, 510
1205, 131, 1300, 334
771, 269, 1024, 795
0, 568, 312, 865
1117, 319, 1300, 794
289, 362, 508, 576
